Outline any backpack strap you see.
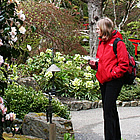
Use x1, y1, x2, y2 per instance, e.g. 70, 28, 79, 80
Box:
113, 38, 122, 57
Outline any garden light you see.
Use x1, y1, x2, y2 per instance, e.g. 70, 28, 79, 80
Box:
46, 64, 61, 140
46, 64, 61, 123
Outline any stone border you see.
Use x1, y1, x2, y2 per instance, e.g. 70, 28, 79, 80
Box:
61, 100, 140, 111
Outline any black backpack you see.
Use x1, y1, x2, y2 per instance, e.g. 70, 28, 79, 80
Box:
113, 38, 136, 85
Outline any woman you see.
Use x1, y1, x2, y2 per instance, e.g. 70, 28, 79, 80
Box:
89, 17, 129, 140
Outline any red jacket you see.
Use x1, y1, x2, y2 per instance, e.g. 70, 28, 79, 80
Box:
89, 30, 129, 84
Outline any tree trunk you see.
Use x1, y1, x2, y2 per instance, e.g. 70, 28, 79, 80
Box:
87, 0, 102, 57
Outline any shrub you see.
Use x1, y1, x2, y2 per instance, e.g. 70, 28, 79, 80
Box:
3, 83, 70, 120
17, 49, 100, 101
121, 32, 135, 58
118, 78, 140, 101
19, 0, 88, 56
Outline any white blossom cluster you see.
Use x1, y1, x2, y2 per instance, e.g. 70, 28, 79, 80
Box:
0, 0, 32, 51
0, 97, 16, 121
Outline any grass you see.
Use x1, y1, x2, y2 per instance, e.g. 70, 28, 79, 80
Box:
3, 133, 43, 140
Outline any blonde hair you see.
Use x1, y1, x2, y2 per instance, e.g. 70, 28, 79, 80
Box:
97, 17, 114, 41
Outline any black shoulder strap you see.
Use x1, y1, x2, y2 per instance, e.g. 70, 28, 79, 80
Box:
113, 38, 122, 57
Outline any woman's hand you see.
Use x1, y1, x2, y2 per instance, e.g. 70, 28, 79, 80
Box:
88, 60, 97, 70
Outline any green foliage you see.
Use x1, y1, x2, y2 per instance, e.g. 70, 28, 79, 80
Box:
19, 0, 88, 56
121, 32, 135, 58
17, 49, 100, 101
118, 78, 140, 101
64, 133, 75, 140
0, 0, 29, 62
3, 83, 70, 120
127, 19, 140, 38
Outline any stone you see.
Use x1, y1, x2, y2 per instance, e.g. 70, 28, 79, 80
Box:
22, 112, 73, 140
98, 100, 102, 108
122, 102, 131, 107
70, 101, 83, 111
17, 77, 39, 91
138, 101, 140, 107
116, 100, 122, 106
82, 100, 92, 110
131, 101, 138, 107
92, 101, 98, 109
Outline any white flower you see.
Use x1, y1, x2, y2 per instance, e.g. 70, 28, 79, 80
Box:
84, 73, 92, 78
27, 58, 33, 64
44, 71, 53, 80
40, 52, 45, 56
76, 66, 81, 70
6, 114, 10, 120
8, 40, 13, 45
57, 56, 65, 62
66, 61, 72, 66
19, 14, 26, 21
85, 81, 94, 89
72, 78, 82, 87
19, 26, 26, 34
86, 66, 91, 71
17, 10, 23, 18
55, 52, 62, 57
46, 49, 52, 55
9, 27, 17, 36
137, 1, 140, 8
0, 55, 4, 66
27, 44, 32, 51
11, 36, 18, 42
0, 39, 3, 46
9, 112, 16, 121
73, 54, 81, 61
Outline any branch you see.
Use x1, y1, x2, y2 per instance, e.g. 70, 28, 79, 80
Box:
102, 0, 109, 16
112, 0, 117, 29
118, 0, 138, 30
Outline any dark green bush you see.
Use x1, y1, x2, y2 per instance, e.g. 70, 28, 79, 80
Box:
3, 83, 70, 120
121, 32, 135, 58
118, 80, 140, 101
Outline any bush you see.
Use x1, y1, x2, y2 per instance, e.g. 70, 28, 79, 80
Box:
19, 0, 88, 56
118, 78, 140, 101
17, 49, 100, 101
121, 32, 135, 58
3, 83, 70, 120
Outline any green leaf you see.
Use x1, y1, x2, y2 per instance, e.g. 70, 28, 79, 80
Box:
31, 25, 36, 32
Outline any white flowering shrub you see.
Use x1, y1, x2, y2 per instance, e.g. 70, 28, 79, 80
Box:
0, 0, 31, 96
17, 50, 100, 101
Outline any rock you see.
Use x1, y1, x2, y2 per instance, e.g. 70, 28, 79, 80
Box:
116, 100, 122, 106
17, 77, 39, 91
70, 101, 83, 111
138, 101, 140, 107
98, 100, 102, 108
131, 101, 138, 107
22, 112, 73, 140
82, 100, 92, 110
122, 102, 131, 107
92, 101, 98, 109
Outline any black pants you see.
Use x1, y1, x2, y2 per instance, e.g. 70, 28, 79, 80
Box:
100, 78, 124, 140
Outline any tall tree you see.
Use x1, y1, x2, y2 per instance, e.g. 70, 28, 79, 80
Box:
81, 0, 102, 57
81, 0, 140, 57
